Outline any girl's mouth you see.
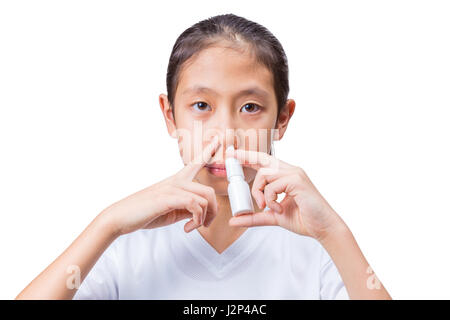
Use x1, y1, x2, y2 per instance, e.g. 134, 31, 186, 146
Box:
205, 163, 227, 177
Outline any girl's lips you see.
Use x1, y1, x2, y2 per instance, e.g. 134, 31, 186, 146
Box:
205, 164, 227, 177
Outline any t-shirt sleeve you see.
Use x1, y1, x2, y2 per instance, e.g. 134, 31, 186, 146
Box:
319, 244, 349, 300
72, 241, 119, 300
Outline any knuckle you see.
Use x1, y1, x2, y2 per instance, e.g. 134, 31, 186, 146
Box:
259, 169, 268, 177
264, 184, 273, 194
205, 186, 215, 197
199, 197, 208, 208
188, 197, 196, 207
295, 167, 306, 179
253, 176, 264, 191
296, 166, 305, 175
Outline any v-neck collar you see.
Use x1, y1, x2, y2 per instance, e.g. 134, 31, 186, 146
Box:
172, 218, 271, 279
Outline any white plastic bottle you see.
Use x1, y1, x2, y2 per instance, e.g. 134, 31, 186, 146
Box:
225, 146, 255, 216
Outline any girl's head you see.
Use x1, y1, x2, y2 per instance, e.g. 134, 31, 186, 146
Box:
159, 13, 295, 195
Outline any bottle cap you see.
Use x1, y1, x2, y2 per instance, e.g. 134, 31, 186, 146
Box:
225, 146, 244, 181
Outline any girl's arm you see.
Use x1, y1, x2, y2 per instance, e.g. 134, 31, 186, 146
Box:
319, 215, 392, 300
15, 212, 119, 300
227, 147, 392, 299
16, 136, 222, 299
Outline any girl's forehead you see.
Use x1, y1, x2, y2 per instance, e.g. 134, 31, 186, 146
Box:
183, 45, 267, 75
177, 46, 275, 98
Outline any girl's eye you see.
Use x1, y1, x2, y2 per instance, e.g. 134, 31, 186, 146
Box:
191, 101, 212, 112
240, 103, 261, 114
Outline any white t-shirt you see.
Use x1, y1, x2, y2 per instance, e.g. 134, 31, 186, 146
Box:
73, 217, 349, 300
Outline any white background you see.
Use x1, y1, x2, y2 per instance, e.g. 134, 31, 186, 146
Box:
1, 0, 449, 299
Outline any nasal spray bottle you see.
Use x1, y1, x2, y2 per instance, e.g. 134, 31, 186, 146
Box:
225, 146, 254, 216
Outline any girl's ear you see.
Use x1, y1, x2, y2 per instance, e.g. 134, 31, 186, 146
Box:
275, 99, 296, 141
159, 93, 177, 139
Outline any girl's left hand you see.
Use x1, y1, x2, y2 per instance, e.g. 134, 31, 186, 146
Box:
227, 148, 346, 242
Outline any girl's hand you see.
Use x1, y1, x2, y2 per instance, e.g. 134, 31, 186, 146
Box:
227, 148, 346, 242
102, 136, 221, 236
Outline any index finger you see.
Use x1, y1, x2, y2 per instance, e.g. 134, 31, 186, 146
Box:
178, 135, 221, 180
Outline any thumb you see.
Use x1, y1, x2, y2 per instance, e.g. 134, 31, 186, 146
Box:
228, 209, 278, 227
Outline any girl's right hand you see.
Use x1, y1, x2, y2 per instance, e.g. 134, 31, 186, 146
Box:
102, 136, 221, 236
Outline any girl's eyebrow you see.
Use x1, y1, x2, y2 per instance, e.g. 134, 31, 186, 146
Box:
182, 85, 270, 101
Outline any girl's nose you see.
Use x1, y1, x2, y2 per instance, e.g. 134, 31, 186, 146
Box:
207, 111, 241, 159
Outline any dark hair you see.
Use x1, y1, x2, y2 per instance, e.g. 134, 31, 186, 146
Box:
166, 13, 289, 122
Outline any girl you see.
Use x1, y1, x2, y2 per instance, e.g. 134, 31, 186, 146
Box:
16, 13, 391, 300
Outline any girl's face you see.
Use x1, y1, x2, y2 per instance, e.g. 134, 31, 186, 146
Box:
160, 43, 293, 195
